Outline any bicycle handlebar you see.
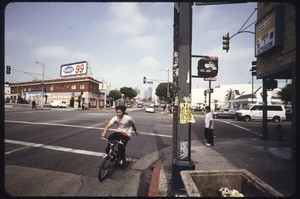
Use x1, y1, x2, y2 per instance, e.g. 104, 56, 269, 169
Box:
101, 137, 124, 145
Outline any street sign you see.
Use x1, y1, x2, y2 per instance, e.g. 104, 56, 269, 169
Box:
146, 81, 153, 84
204, 77, 217, 81
197, 57, 219, 78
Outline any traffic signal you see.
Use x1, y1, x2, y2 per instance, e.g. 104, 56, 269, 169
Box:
204, 90, 207, 96
197, 57, 218, 78
222, 32, 230, 52
143, 76, 146, 84
6, 65, 11, 74
266, 79, 278, 90
250, 61, 257, 76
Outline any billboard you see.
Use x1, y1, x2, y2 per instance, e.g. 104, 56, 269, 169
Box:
60, 61, 88, 77
255, 5, 284, 56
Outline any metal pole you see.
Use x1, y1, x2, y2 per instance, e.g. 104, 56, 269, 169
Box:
35, 61, 45, 109
167, 69, 170, 98
262, 78, 268, 139
252, 75, 254, 104
171, 2, 195, 194
208, 80, 211, 108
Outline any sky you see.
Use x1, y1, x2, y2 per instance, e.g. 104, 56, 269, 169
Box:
4, 2, 259, 95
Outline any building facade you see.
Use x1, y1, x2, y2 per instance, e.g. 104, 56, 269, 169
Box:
191, 83, 286, 111
8, 76, 106, 108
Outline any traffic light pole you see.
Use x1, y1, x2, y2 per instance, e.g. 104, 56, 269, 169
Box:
208, 80, 211, 107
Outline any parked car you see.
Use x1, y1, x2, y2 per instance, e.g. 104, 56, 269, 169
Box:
145, 105, 155, 113
192, 106, 202, 112
49, 101, 68, 108
213, 108, 236, 119
235, 104, 286, 123
43, 103, 51, 108
137, 102, 144, 108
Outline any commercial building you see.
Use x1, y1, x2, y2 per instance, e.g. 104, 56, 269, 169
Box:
8, 76, 107, 108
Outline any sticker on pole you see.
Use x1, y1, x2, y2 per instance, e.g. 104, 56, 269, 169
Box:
180, 102, 195, 124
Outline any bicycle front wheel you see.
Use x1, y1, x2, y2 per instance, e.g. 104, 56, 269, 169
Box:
98, 156, 115, 182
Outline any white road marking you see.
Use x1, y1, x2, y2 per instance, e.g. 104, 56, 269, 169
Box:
216, 119, 261, 136
5, 120, 172, 155
5, 120, 172, 138
5, 139, 104, 157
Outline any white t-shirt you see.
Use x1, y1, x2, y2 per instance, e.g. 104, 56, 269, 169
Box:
109, 114, 135, 137
204, 112, 214, 129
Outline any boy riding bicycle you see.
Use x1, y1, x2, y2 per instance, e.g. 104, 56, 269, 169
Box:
101, 105, 138, 167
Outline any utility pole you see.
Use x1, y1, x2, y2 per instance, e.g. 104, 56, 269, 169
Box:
171, 2, 195, 195
35, 61, 45, 109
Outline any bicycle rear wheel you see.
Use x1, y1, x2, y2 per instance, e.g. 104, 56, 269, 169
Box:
98, 156, 115, 182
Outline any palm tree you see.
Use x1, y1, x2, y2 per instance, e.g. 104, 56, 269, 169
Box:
225, 89, 234, 109
225, 89, 234, 100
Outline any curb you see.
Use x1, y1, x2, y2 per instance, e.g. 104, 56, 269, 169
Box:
148, 158, 164, 196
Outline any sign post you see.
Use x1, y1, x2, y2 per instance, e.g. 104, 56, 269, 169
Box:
171, 2, 195, 195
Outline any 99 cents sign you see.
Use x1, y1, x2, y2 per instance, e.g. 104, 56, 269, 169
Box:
60, 61, 88, 77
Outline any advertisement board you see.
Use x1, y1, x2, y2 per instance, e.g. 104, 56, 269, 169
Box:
255, 5, 284, 56
60, 61, 88, 77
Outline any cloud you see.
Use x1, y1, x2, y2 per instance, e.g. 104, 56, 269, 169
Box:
137, 56, 159, 68
34, 45, 94, 62
5, 30, 35, 44
107, 3, 148, 36
125, 35, 157, 50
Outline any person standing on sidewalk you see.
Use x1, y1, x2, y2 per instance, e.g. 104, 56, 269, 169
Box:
32, 100, 36, 109
204, 106, 214, 146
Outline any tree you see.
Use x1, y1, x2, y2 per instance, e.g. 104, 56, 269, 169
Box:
225, 88, 234, 109
120, 87, 137, 102
277, 83, 292, 105
109, 90, 122, 101
225, 88, 234, 101
155, 82, 174, 104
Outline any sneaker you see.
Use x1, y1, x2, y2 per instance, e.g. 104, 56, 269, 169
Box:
205, 143, 211, 146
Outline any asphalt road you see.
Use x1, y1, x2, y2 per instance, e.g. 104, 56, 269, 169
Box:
4, 104, 294, 196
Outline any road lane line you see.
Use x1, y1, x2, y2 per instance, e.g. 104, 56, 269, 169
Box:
5, 139, 104, 157
5, 120, 172, 138
216, 119, 261, 136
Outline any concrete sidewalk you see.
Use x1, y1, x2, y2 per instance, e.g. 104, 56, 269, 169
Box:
148, 138, 295, 197
147, 140, 238, 197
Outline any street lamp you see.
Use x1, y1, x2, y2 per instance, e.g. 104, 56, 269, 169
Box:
35, 61, 45, 109
159, 69, 170, 98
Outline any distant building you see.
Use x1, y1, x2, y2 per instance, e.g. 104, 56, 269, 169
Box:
8, 76, 107, 108
191, 83, 286, 111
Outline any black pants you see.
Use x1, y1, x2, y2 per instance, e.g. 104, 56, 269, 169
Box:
105, 132, 130, 160
204, 128, 214, 145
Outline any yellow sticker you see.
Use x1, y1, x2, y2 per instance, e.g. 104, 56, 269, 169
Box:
179, 102, 195, 124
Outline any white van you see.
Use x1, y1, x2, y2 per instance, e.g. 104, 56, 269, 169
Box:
235, 104, 286, 123
49, 101, 68, 108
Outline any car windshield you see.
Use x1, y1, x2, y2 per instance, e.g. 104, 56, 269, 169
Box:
242, 105, 252, 110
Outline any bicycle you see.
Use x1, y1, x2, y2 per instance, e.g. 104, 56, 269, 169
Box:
98, 137, 127, 182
